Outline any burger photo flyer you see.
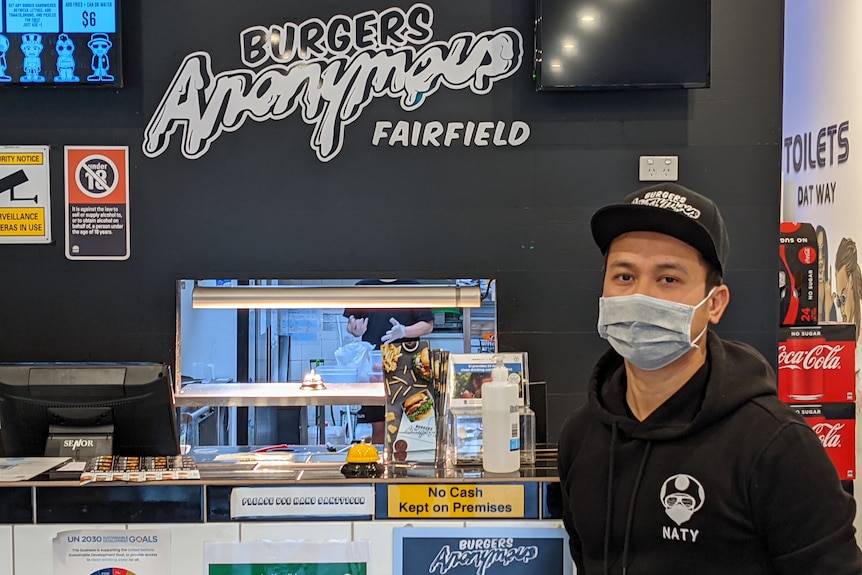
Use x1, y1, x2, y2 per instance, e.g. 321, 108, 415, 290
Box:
382, 341, 437, 463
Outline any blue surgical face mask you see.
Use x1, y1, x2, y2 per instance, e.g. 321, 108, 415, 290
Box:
597, 288, 716, 371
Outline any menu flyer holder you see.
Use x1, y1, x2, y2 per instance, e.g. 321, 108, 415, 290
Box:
381, 342, 451, 466
381, 341, 435, 463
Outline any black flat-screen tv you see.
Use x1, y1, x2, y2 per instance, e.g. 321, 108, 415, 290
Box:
0, 0, 122, 87
0, 362, 179, 460
535, 0, 710, 91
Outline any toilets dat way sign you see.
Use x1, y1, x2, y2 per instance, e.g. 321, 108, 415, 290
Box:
0, 145, 129, 260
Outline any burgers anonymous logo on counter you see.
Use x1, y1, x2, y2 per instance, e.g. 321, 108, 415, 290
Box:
143, 3, 527, 163
393, 527, 572, 575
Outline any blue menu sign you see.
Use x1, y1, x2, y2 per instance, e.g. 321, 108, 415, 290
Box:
5, 1, 60, 33
0, 0, 121, 85
393, 526, 573, 575
62, 0, 116, 33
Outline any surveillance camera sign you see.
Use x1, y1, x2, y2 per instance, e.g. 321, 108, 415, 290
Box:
64, 145, 129, 260
0, 145, 51, 244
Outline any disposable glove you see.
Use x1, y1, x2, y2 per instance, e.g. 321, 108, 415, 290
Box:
347, 315, 368, 338
381, 317, 406, 344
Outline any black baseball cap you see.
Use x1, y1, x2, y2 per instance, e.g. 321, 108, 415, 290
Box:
590, 183, 729, 276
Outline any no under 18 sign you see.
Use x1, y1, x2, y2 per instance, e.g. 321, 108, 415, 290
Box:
65, 146, 130, 260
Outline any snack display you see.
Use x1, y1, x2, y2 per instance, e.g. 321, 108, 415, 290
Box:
80, 455, 200, 485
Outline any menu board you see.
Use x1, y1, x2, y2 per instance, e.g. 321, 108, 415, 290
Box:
0, 0, 122, 86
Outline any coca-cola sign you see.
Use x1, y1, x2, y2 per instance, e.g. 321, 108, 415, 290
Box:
811, 422, 844, 448
778, 324, 855, 404
778, 343, 844, 370
791, 403, 855, 480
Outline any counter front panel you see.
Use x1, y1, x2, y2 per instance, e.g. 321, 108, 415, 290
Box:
35, 484, 204, 524
0, 486, 32, 523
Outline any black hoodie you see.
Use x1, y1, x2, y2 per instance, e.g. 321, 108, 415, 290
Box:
557, 332, 862, 574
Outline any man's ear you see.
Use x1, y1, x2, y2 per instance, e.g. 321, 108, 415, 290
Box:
708, 284, 730, 324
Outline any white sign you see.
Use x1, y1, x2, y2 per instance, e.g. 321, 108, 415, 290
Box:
230, 485, 375, 519
53, 528, 170, 574
205, 540, 369, 574
0, 145, 51, 244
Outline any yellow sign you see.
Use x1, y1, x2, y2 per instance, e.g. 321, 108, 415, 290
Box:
0, 152, 43, 165
387, 484, 524, 518
0, 208, 45, 236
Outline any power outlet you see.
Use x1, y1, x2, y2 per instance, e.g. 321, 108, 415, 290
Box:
638, 155, 679, 182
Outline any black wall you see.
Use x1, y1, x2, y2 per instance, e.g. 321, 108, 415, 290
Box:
0, 0, 783, 442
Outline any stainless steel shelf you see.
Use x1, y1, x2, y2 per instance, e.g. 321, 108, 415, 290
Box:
174, 382, 386, 407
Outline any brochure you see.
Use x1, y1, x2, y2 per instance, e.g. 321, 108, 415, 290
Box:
448, 352, 529, 408
0, 456, 71, 481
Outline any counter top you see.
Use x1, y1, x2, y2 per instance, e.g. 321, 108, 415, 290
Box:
0, 444, 560, 487
0, 454, 563, 524
0, 464, 558, 487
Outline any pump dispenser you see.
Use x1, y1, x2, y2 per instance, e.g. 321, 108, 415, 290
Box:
481, 356, 520, 473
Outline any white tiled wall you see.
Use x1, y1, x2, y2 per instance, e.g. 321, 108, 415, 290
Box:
283, 279, 360, 384
7, 519, 567, 575
0, 526, 11, 575
164, 522, 240, 574
240, 521, 352, 542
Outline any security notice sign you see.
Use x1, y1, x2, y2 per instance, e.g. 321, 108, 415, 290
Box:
65, 146, 129, 260
0, 145, 51, 244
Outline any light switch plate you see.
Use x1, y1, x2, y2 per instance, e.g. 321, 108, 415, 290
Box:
639, 155, 679, 181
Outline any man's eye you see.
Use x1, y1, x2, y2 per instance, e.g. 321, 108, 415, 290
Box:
660, 277, 678, 284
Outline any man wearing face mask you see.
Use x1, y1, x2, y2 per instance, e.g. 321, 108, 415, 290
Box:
557, 183, 862, 574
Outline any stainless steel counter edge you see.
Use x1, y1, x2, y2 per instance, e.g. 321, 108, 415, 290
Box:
175, 381, 386, 407
0, 471, 560, 488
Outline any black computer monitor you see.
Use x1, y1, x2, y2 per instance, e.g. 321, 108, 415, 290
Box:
0, 362, 180, 460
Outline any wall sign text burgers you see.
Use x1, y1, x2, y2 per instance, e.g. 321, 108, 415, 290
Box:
143, 4, 527, 162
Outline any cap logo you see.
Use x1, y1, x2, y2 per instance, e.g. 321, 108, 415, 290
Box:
631, 190, 701, 220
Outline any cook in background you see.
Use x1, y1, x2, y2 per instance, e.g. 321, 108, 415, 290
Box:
344, 279, 434, 444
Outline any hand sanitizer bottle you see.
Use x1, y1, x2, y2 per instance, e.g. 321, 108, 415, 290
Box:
482, 356, 520, 473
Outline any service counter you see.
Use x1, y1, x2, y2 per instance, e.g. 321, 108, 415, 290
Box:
0, 455, 567, 575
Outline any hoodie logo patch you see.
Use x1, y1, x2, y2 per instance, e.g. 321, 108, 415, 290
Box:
660, 474, 705, 530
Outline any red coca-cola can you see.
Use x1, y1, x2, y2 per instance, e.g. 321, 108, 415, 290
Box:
790, 403, 856, 480
778, 336, 826, 400
778, 324, 855, 403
